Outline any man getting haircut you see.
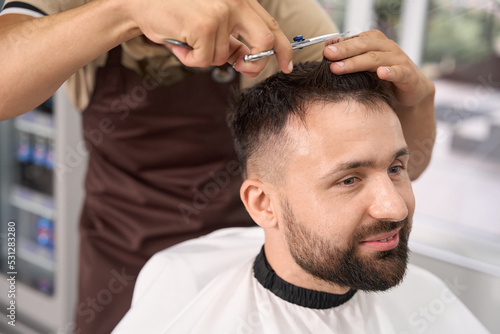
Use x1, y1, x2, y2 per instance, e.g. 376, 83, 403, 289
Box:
113, 61, 488, 334
229, 61, 411, 295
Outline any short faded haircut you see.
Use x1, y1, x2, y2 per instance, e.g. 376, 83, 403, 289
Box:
227, 60, 396, 181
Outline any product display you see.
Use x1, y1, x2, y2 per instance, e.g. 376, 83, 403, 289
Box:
0, 99, 56, 295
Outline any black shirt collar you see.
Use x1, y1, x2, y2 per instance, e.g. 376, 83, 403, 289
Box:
253, 246, 357, 309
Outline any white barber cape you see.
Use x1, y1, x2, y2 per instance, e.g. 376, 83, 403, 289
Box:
113, 227, 489, 334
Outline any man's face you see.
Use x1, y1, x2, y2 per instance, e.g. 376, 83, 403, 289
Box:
278, 100, 415, 291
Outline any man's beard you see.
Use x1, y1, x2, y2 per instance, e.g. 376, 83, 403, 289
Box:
281, 199, 411, 292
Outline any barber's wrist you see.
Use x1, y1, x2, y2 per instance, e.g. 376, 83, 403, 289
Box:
104, 0, 142, 42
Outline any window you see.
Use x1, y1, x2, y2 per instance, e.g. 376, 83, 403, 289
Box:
374, 0, 403, 41
317, 0, 347, 31
415, 0, 500, 239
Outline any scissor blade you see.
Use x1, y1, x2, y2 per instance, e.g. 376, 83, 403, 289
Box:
291, 32, 349, 49
244, 32, 349, 62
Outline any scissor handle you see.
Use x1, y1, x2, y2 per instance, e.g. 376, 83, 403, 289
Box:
243, 50, 276, 62
164, 38, 193, 50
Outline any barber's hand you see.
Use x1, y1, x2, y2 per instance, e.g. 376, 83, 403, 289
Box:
128, 0, 293, 77
323, 30, 435, 107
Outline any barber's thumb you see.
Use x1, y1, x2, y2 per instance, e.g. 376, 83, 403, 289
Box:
377, 66, 393, 81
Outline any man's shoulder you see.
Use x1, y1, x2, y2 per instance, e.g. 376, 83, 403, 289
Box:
114, 255, 257, 333
133, 227, 264, 303
113, 228, 263, 333
161, 258, 259, 333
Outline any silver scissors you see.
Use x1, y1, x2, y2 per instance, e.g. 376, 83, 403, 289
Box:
164, 38, 194, 49
164, 31, 349, 62
243, 32, 349, 62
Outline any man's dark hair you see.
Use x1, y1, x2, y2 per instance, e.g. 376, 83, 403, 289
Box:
228, 60, 396, 180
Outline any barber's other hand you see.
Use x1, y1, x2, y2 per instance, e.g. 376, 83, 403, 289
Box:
127, 0, 293, 77
323, 30, 435, 107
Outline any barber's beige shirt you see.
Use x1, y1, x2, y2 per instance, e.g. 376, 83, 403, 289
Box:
2, 0, 337, 110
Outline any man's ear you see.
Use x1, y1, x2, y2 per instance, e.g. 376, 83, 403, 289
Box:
240, 179, 278, 229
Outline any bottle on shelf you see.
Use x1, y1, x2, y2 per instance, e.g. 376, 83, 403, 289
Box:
16, 131, 34, 189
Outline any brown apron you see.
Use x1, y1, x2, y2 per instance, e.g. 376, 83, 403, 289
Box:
74, 46, 254, 333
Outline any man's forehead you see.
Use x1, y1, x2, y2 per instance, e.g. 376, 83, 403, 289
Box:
284, 100, 406, 172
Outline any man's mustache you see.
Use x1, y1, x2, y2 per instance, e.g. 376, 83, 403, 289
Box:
353, 217, 409, 244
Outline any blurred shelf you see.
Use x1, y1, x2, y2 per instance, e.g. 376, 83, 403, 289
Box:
18, 237, 55, 272
14, 109, 55, 139
10, 185, 55, 220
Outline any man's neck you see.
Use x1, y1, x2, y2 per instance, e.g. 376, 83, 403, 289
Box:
254, 245, 356, 309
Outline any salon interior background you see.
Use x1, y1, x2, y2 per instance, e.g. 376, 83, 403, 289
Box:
0, 0, 499, 333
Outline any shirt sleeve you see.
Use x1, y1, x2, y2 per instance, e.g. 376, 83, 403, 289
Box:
1, 0, 88, 17
1, 1, 45, 17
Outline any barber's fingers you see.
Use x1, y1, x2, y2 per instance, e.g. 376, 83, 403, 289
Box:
227, 33, 272, 78
323, 30, 404, 74
377, 64, 432, 107
172, 14, 229, 68
227, 36, 250, 63
324, 36, 409, 74
173, 0, 292, 73
327, 50, 408, 75
227, 41, 270, 78
169, 1, 247, 67
234, 58, 270, 78
212, 14, 232, 66
223, 0, 288, 75
324, 30, 393, 61
174, 33, 255, 74
377, 65, 413, 87
241, 0, 293, 73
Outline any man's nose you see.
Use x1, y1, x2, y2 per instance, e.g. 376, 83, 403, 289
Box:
368, 176, 408, 222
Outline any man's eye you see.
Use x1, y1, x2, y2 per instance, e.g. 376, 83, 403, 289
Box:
389, 165, 403, 174
340, 177, 357, 186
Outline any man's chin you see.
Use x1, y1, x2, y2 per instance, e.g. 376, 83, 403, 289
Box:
352, 250, 409, 291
